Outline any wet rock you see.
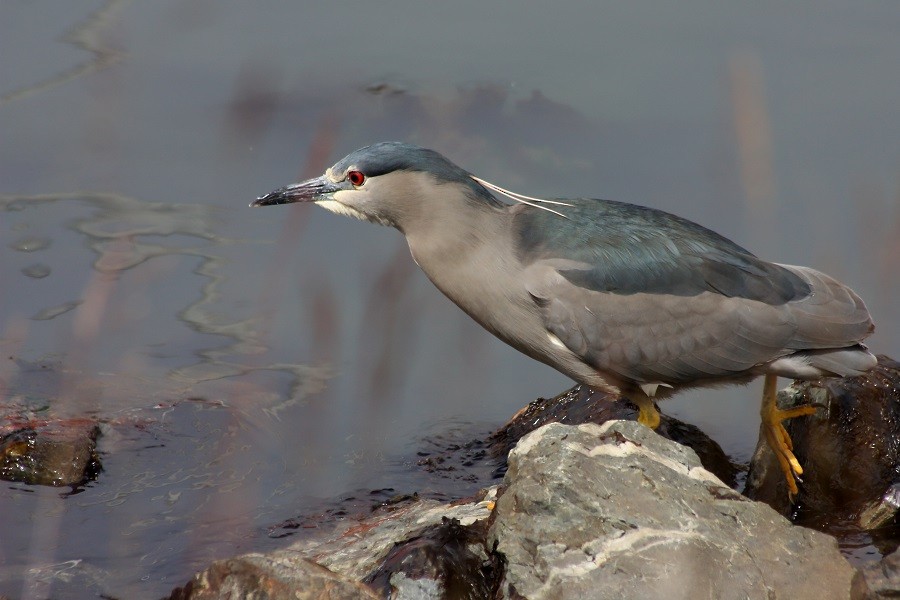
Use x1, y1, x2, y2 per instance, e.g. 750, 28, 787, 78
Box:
745, 355, 900, 525
169, 491, 497, 599
166, 555, 381, 600
861, 548, 900, 599
489, 421, 866, 600
0, 418, 101, 486
364, 517, 501, 599
288, 491, 496, 582
490, 384, 739, 487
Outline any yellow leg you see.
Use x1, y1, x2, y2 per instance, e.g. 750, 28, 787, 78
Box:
760, 374, 817, 497
631, 395, 661, 429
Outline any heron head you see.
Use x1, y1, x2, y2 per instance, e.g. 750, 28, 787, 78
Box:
251, 142, 503, 230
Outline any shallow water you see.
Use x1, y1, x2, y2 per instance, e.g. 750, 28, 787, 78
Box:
1, 2, 899, 597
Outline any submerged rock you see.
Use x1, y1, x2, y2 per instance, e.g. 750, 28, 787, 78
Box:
489, 421, 866, 600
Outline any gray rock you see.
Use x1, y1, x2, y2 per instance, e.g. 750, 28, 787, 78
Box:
388, 572, 443, 599
861, 549, 900, 599
489, 421, 867, 600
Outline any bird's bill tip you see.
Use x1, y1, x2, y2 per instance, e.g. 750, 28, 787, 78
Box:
250, 188, 290, 207
250, 176, 340, 208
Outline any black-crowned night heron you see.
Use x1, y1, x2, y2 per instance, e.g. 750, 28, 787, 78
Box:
253, 141, 876, 496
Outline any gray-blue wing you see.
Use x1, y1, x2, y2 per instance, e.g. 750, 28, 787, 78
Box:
514, 197, 810, 305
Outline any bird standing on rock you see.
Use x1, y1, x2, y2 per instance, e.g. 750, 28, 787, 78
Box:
252, 141, 876, 496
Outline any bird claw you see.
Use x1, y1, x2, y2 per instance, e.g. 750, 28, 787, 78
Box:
760, 374, 816, 498
763, 422, 802, 496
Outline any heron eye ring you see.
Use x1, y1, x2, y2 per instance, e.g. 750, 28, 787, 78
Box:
348, 171, 365, 186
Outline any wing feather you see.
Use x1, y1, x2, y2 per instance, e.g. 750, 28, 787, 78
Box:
525, 264, 799, 385
515, 200, 874, 387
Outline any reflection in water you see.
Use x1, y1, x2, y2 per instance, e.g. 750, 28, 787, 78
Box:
8, 235, 52, 252
1, 191, 330, 413
21, 263, 52, 279
31, 301, 81, 322
729, 51, 776, 251
0, 0, 126, 107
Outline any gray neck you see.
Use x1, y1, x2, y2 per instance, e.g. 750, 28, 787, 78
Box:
404, 199, 533, 343
404, 195, 511, 275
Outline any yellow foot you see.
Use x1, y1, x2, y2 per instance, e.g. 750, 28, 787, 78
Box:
760, 374, 817, 497
631, 395, 661, 430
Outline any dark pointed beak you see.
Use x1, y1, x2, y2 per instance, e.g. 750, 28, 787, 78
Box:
250, 176, 343, 207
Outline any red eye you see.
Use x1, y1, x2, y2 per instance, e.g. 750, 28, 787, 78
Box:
348, 170, 365, 186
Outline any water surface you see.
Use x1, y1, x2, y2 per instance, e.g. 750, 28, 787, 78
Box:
1, 2, 898, 597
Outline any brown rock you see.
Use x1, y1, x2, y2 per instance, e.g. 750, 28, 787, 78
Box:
0, 418, 101, 486
745, 355, 900, 527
